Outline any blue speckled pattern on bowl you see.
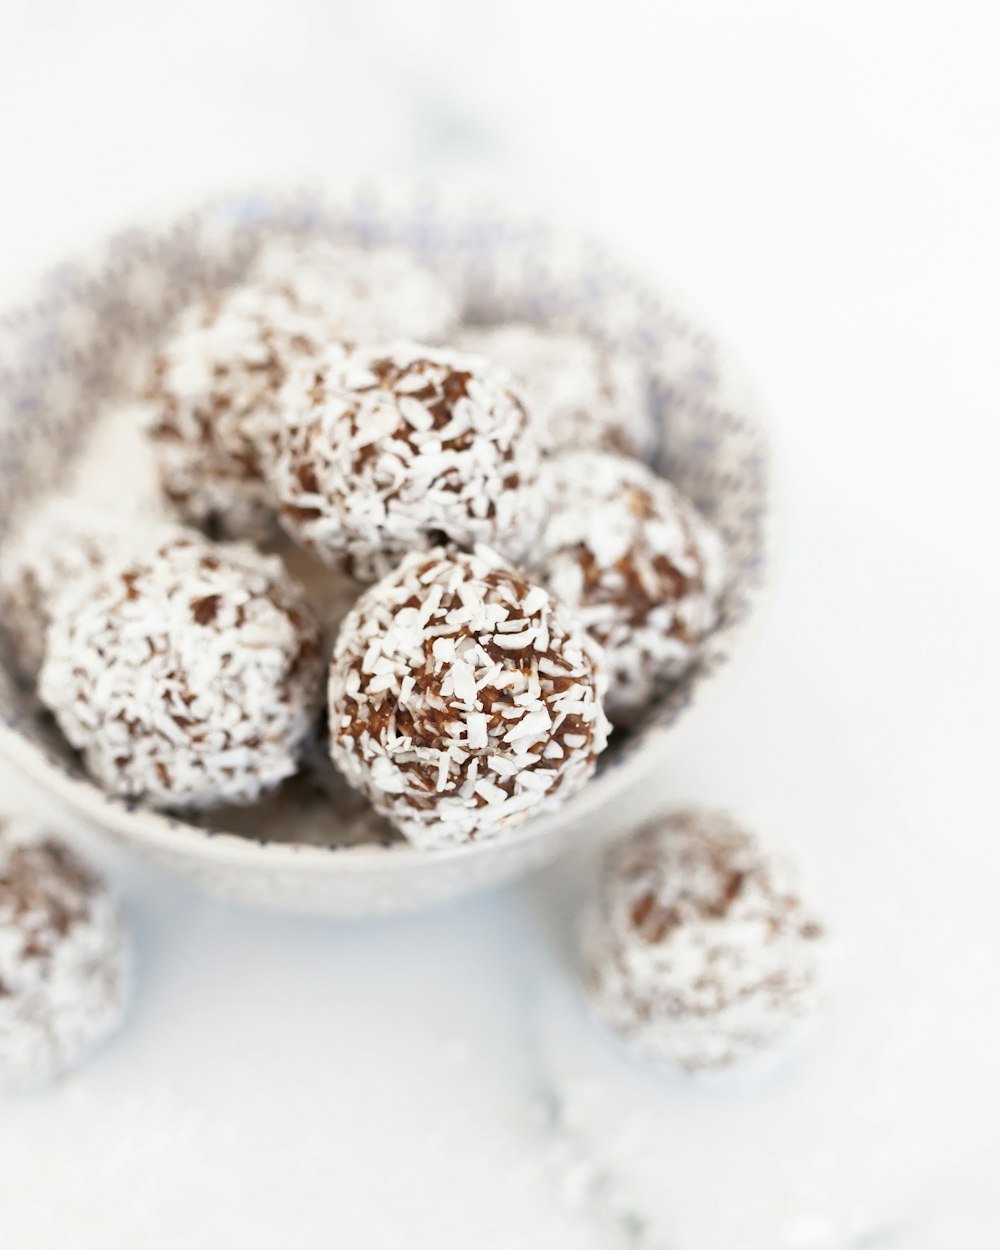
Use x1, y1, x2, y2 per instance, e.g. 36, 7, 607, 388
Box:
0, 185, 770, 915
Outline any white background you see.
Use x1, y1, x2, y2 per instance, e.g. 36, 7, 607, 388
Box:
0, 3, 998, 1247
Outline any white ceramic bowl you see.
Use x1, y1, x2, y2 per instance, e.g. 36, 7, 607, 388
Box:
0, 186, 771, 916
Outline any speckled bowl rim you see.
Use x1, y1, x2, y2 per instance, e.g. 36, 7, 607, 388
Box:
0, 184, 775, 873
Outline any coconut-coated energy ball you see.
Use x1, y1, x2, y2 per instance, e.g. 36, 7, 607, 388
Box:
145, 283, 337, 539
582, 810, 823, 1073
532, 451, 726, 721
328, 545, 610, 848
0, 819, 129, 1089
39, 530, 323, 810
458, 322, 654, 458
251, 236, 459, 343
274, 342, 544, 581
0, 501, 123, 682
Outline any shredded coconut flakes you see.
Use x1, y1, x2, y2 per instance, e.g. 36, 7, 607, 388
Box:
458, 322, 654, 458
0, 818, 129, 1090
0, 500, 128, 681
251, 237, 459, 343
531, 450, 726, 721
328, 545, 610, 849
582, 810, 824, 1073
144, 283, 338, 539
38, 529, 323, 809
274, 342, 544, 581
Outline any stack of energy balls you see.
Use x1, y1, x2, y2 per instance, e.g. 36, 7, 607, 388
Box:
0, 237, 825, 1084
2, 236, 726, 850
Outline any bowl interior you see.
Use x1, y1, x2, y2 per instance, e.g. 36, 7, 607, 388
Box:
0, 185, 769, 868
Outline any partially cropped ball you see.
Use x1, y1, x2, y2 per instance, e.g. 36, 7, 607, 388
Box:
532, 451, 726, 720
0, 502, 122, 682
145, 283, 335, 539
0, 820, 129, 1089
39, 530, 322, 809
582, 810, 823, 1073
274, 342, 544, 580
251, 237, 459, 342
458, 323, 653, 458
328, 546, 610, 848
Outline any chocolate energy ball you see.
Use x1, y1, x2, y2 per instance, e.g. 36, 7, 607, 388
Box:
458, 323, 653, 458
582, 810, 823, 1073
274, 342, 544, 581
0, 502, 122, 682
251, 237, 459, 343
145, 283, 336, 539
532, 450, 726, 721
39, 530, 323, 810
0, 820, 129, 1089
328, 545, 610, 848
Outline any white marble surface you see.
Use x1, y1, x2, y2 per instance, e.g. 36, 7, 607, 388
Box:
1, 3, 999, 1247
